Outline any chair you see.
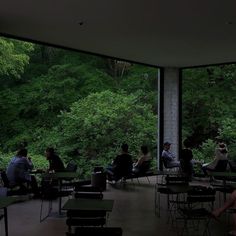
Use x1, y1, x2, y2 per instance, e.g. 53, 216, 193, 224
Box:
74, 192, 103, 199
161, 157, 180, 173
155, 175, 190, 218
66, 160, 78, 172
175, 186, 216, 236
0, 171, 28, 196
66, 227, 123, 236
66, 210, 107, 233
39, 177, 59, 222
132, 160, 152, 183
229, 160, 236, 172
213, 160, 228, 172
39, 176, 73, 222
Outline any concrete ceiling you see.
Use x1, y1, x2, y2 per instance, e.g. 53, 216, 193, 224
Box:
1, 0, 236, 68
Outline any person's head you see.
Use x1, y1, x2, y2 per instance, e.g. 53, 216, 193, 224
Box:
183, 139, 192, 148
121, 143, 129, 153
16, 148, 27, 157
219, 143, 226, 149
141, 145, 149, 155
218, 143, 228, 154
45, 147, 55, 160
163, 142, 171, 150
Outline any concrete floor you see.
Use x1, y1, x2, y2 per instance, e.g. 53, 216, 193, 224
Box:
0, 176, 230, 236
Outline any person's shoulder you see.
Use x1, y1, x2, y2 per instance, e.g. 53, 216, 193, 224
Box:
126, 153, 132, 158
182, 148, 192, 153
54, 154, 61, 160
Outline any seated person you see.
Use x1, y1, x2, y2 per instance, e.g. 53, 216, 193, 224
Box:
161, 142, 180, 168
107, 143, 133, 182
202, 142, 228, 175
133, 145, 151, 174
180, 139, 194, 177
45, 147, 65, 172
6, 148, 39, 195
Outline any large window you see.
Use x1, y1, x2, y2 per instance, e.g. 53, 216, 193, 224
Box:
182, 65, 236, 163
0, 37, 158, 177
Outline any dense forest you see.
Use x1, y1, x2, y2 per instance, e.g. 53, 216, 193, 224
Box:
0, 37, 236, 176
0, 37, 158, 177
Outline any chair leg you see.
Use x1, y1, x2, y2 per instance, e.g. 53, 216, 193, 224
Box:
137, 178, 140, 184
40, 198, 53, 223
146, 176, 150, 184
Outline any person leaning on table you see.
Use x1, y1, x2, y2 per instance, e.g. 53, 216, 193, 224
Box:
6, 148, 39, 195
45, 147, 65, 172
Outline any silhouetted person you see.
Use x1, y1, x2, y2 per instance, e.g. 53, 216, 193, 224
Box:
45, 147, 65, 172
180, 139, 194, 178
107, 143, 133, 182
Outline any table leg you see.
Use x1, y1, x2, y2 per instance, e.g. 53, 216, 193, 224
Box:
4, 207, 8, 236
59, 180, 62, 215
223, 178, 226, 201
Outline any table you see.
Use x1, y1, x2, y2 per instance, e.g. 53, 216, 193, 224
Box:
155, 183, 193, 217
62, 198, 114, 212
0, 196, 25, 236
208, 172, 236, 200
63, 199, 114, 232
41, 172, 79, 215
41, 172, 79, 179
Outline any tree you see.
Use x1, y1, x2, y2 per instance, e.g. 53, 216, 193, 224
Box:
48, 91, 157, 176
0, 37, 34, 79
182, 65, 236, 147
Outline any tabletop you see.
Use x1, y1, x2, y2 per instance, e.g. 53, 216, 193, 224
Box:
62, 198, 114, 211
41, 172, 79, 179
156, 171, 180, 176
208, 172, 236, 177
0, 196, 26, 209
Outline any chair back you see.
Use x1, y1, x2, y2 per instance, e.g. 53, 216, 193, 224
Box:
160, 156, 168, 169
214, 160, 228, 172
73, 227, 123, 236
138, 160, 151, 174
66, 160, 78, 172
229, 160, 236, 172
165, 176, 189, 185
74, 192, 103, 199
94, 166, 104, 173
187, 186, 216, 209
0, 171, 9, 188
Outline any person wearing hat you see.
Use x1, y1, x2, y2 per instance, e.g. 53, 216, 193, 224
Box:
161, 142, 180, 168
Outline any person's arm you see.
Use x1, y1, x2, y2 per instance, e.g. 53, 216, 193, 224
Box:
162, 151, 175, 161
135, 156, 145, 167
23, 157, 34, 170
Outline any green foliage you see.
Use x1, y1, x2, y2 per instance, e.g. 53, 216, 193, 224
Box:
0, 152, 48, 170
192, 139, 216, 163
183, 65, 236, 149
218, 118, 236, 160
53, 91, 157, 177
0, 37, 33, 79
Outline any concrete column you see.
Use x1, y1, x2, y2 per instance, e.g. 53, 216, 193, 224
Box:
163, 67, 180, 159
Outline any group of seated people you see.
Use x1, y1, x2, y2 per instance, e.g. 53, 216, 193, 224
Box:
162, 140, 236, 235
161, 139, 229, 178
5, 147, 66, 197
106, 143, 151, 183
3, 143, 151, 195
